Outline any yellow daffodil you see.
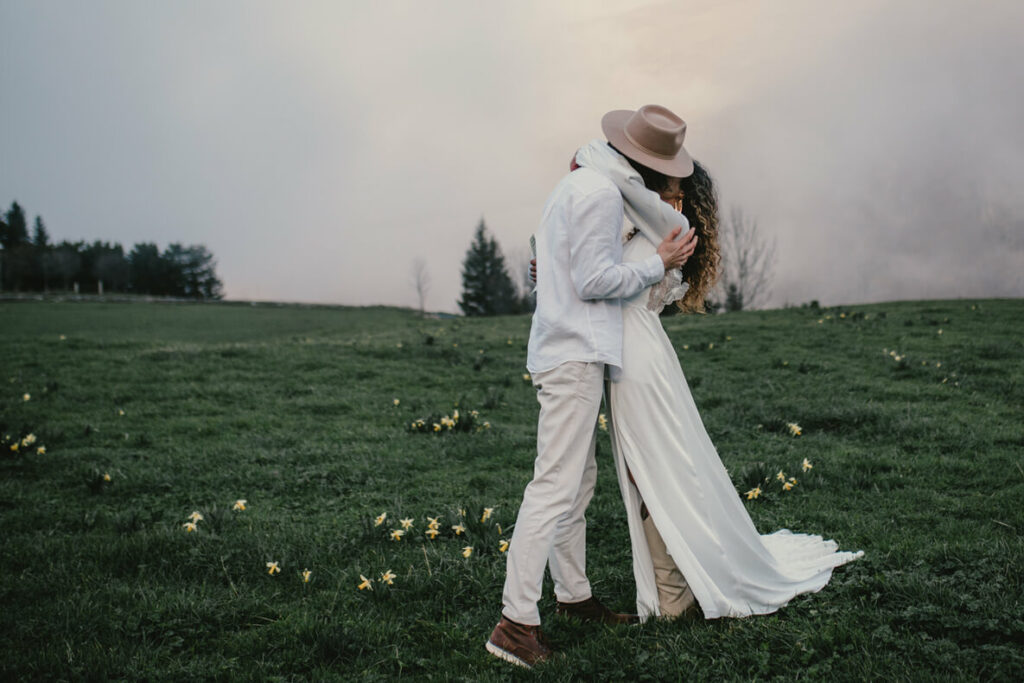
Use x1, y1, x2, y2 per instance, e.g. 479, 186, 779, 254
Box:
522, 373, 531, 382
745, 486, 761, 500
817, 319, 823, 324
787, 422, 802, 436
936, 362, 941, 368
396, 342, 403, 349
183, 522, 197, 532
37, 446, 46, 455
776, 471, 786, 482
683, 344, 689, 350
103, 472, 111, 481
462, 546, 473, 558
358, 574, 373, 591
374, 512, 387, 527
452, 523, 466, 535
302, 568, 312, 583
802, 459, 813, 472
453, 343, 458, 348
598, 414, 608, 431
937, 329, 943, 335
380, 569, 396, 585
233, 499, 247, 511
266, 561, 281, 575
60, 334, 66, 340
189, 511, 203, 523
708, 343, 714, 350
783, 478, 796, 491
400, 518, 414, 530
481, 507, 494, 523
471, 410, 479, 418
433, 423, 441, 432
507, 338, 512, 345
427, 516, 440, 529
726, 336, 733, 341
10, 443, 18, 452
496, 523, 502, 535
390, 529, 405, 541
453, 409, 460, 421
839, 313, 846, 319
23, 393, 30, 402
425, 528, 440, 539
118, 409, 125, 416
499, 539, 509, 553
458, 508, 466, 517
23, 434, 36, 446
393, 398, 400, 406
483, 422, 491, 429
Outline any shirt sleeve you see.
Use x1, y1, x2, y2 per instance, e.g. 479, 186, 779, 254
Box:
568, 186, 665, 301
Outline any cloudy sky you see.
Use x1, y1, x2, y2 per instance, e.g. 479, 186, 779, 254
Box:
2, 0, 1022, 311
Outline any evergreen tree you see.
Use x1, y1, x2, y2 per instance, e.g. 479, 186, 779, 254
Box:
458, 219, 518, 316
128, 242, 165, 295
32, 216, 49, 248
2, 201, 28, 248
2, 202, 31, 290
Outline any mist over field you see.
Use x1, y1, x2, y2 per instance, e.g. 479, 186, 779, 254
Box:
1, 0, 1022, 310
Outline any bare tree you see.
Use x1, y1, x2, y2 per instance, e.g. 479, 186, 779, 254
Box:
410, 257, 430, 316
716, 206, 776, 311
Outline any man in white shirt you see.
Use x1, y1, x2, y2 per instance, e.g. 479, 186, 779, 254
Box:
487, 105, 698, 669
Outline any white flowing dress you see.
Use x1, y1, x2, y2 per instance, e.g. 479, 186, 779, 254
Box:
607, 233, 864, 621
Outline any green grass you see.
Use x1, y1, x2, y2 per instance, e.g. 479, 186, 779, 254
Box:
1, 298, 1022, 681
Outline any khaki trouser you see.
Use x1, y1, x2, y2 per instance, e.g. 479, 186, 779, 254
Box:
642, 514, 696, 618
501, 361, 604, 626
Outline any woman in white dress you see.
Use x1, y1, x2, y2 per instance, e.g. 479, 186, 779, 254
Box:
573, 140, 864, 622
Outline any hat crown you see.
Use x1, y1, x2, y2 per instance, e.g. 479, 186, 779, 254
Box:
624, 105, 687, 160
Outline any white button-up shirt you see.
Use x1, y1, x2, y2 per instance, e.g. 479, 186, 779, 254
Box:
526, 167, 665, 374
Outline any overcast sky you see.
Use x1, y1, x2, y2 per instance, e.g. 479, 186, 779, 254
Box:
2, 0, 1022, 311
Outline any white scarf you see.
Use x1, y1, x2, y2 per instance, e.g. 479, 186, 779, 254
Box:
574, 139, 690, 308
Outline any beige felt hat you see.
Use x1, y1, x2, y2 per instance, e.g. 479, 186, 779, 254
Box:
601, 104, 693, 178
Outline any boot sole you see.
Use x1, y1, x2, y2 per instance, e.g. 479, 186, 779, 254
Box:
485, 640, 533, 669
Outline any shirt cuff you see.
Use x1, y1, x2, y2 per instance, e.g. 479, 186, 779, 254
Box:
640, 253, 665, 286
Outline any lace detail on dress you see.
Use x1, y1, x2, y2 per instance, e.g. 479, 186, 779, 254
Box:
646, 269, 688, 314
623, 226, 689, 314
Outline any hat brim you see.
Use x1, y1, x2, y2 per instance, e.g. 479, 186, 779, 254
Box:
601, 109, 694, 178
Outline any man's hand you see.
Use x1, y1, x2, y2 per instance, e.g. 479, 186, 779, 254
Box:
656, 227, 698, 270
529, 258, 537, 283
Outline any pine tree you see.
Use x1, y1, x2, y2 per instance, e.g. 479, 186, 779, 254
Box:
458, 219, 518, 316
2, 201, 28, 248
32, 217, 49, 248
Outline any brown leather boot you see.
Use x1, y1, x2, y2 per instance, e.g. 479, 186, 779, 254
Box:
485, 616, 553, 669
555, 595, 639, 625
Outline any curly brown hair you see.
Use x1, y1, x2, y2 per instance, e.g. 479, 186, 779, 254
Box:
675, 159, 721, 313
609, 144, 721, 313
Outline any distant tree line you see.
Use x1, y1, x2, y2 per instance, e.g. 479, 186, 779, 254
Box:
457, 207, 776, 317
0, 200, 223, 299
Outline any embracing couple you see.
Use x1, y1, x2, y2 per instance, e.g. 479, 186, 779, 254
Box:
486, 105, 864, 668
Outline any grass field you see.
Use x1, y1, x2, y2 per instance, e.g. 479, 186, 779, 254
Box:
2, 298, 1022, 681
